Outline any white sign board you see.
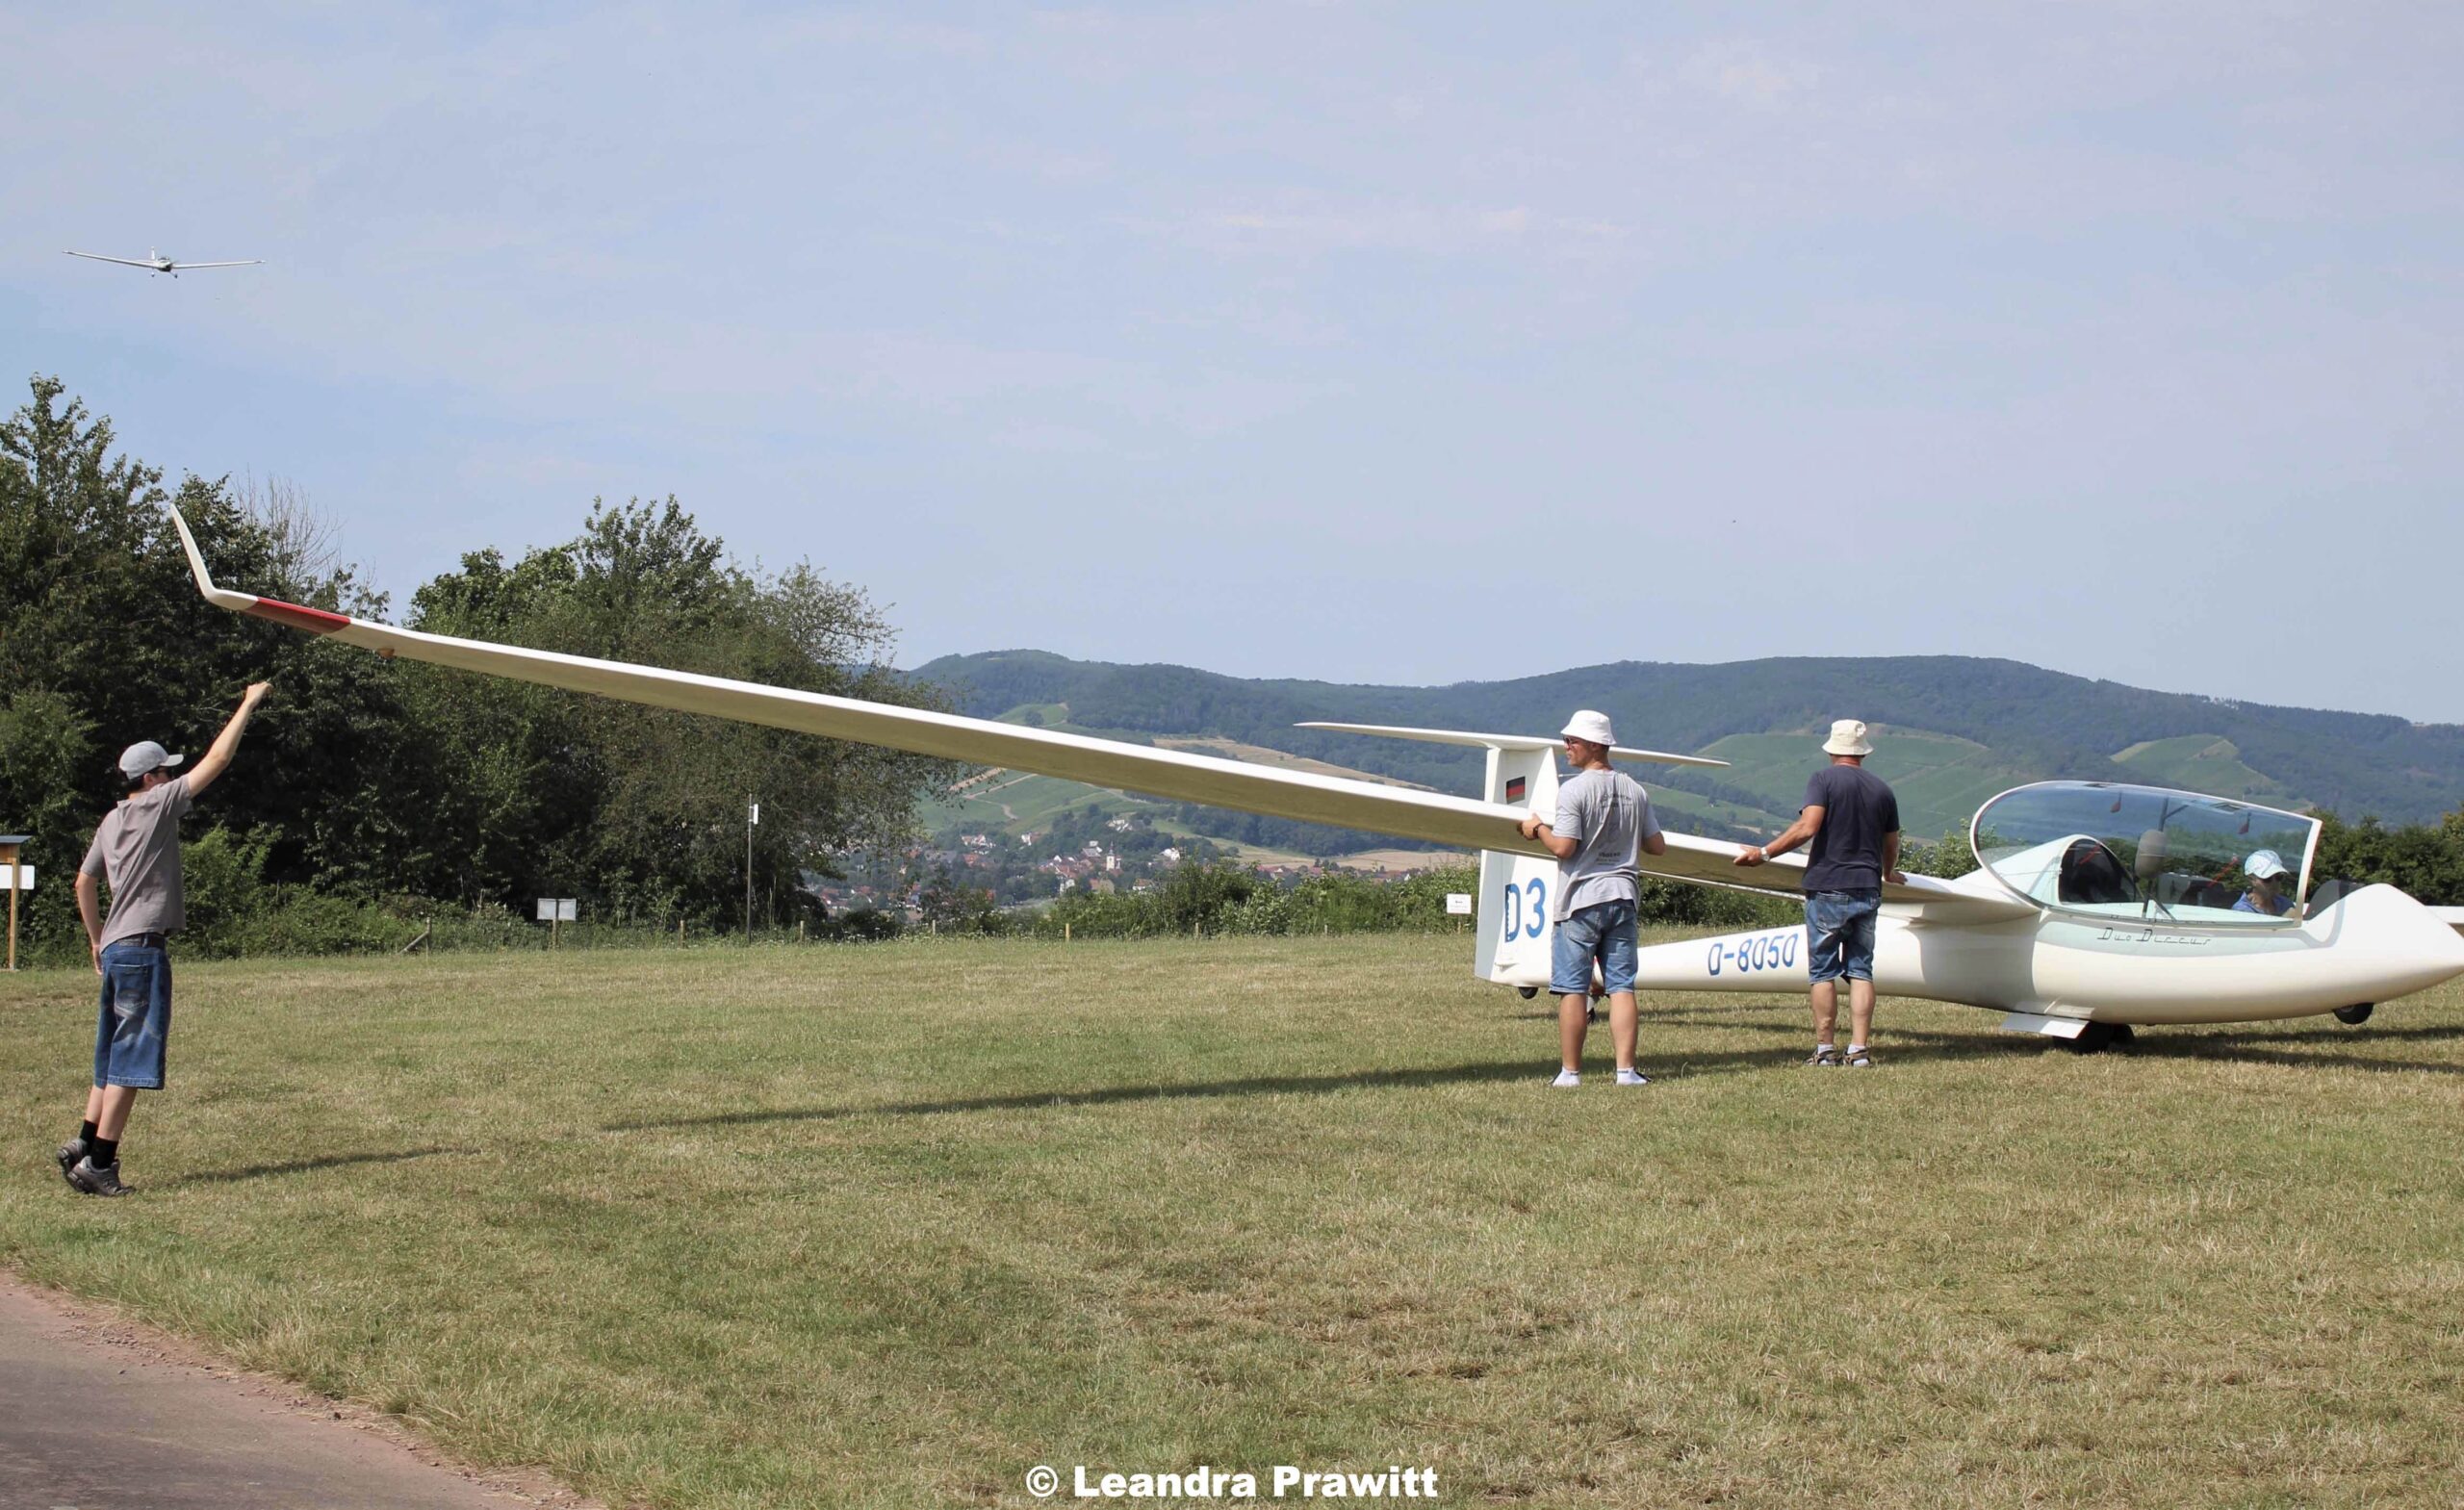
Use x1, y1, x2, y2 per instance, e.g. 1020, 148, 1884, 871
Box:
0, 865, 31, 891
1445, 892, 1473, 915
535, 898, 577, 922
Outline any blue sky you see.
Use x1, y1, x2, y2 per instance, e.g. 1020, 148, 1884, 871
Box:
9, 3, 2461, 722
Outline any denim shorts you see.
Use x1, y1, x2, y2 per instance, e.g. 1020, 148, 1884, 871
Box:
1804, 889, 1882, 984
1551, 898, 1638, 996
93, 937, 172, 1089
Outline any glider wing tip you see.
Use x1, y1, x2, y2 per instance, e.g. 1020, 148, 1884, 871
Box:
158, 501, 254, 610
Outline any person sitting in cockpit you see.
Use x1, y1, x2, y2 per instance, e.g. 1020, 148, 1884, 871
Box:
2234, 850, 2297, 916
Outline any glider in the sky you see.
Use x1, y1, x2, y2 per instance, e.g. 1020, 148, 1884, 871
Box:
165, 505, 2464, 1050
64, 248, 264, 277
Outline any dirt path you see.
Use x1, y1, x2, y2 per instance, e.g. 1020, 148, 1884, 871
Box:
0, 1273, 599, 1510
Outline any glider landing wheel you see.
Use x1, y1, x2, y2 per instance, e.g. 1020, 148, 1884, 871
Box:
1517, 986, 1539, 1000
2333, 1003, 2375, 1026
2066, 1022, 2137, 1054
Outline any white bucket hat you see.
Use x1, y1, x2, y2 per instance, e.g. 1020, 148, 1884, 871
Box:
116, 740, 187, 780
1821, 719, 1873, 757
2244, 849, 2289, 881
1559, 709, 1616, 747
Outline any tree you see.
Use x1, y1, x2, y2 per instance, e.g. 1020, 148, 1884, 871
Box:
0, 376, 426, 948
403, 497, 953, 925
0, 378, 955, 951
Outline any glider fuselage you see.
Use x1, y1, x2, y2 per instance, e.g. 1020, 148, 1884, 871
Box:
1619, 881, 2464, 1028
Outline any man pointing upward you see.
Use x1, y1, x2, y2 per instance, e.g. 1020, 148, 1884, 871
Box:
61, 682, 271, 1196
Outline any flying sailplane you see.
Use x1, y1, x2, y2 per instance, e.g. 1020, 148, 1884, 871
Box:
64, 248, 263, 276
163, 504, 2464, 1051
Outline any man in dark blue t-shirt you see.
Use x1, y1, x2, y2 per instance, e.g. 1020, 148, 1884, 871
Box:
1732, 720, 1902, 1066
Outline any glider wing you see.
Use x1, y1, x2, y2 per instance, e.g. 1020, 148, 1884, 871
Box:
167, 505, 2033, 922
64, 251, 161, 269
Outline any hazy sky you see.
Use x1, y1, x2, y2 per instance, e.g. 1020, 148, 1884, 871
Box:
9, 4, 2460, 723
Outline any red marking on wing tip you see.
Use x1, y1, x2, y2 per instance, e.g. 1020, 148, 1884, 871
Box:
244, 598, 351, 635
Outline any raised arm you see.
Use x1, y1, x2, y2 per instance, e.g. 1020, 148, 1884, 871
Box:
184, 683, 272, 796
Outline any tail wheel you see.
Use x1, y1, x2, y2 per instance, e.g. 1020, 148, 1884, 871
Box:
2065, 1022, 2137, 1054
2333, 1003, 2375, 1025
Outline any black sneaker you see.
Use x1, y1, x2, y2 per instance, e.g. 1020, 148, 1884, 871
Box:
57, 1139, 90, 1189
66, 1157, 132, 1198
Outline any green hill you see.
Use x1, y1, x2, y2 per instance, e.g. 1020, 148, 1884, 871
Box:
905, 652, 2464, 846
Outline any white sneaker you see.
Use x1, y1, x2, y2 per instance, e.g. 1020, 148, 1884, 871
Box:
1550, 1069, 1580, 1088
1614, 1068, 1651, 1087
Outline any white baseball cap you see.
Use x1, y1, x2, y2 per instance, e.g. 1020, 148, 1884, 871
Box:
2244, 849, 2289, 881
1559, 710, 1616, 747
1821, 719, 1873, 756
116, 741, 186, 780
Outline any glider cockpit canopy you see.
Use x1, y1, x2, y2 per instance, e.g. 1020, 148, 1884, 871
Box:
1972, 781, 2321, 925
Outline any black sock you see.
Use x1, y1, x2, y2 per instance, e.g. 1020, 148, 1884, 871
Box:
79, 1120, 99, 1145
90, 1137, 118, 1168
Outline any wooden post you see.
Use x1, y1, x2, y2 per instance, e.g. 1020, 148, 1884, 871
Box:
1, 838, 20, 973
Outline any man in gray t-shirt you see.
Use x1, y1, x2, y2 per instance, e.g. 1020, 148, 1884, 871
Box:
62, 682, 270, 1197
1517, 709, 1667, 1088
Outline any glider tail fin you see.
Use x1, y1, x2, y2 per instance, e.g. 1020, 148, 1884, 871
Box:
1294, 720, 1727, 988
1475, 746, 1559, 989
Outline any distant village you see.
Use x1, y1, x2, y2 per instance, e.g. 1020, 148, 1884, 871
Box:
808, 803, 1456, 925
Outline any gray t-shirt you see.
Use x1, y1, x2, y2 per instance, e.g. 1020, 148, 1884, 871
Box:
1551, 767, 1662, 921
79, 776, 193, 946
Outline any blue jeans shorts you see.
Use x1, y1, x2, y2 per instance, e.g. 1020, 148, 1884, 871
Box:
93, 937, 172, 1090
1552, 898, 1638, 996
1804, 889, 1882, 985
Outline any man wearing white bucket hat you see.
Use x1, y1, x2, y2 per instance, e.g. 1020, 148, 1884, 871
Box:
1733, 720, 1902, 1067
1516, 709, 1667, 1088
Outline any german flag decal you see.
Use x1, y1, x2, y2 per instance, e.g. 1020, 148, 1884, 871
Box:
1504, 776, 1527, 804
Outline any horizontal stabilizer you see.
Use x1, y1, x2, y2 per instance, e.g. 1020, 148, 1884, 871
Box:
1296, 721, 1730, 770
2435, 907, 2464, 936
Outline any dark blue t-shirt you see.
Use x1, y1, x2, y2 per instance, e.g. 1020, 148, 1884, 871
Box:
1800, 763, 1899, 892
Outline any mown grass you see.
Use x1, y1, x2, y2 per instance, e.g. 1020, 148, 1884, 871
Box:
4, 934, 2463, 1508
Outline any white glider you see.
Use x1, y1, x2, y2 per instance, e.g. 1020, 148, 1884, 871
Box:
65, 248, 263, 276
166, 504, 2464, 1045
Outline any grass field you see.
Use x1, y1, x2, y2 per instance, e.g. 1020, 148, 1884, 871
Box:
6, 937, 2464, 1508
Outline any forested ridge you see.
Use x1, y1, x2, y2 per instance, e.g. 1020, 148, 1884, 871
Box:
911, 651, 2464, 826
